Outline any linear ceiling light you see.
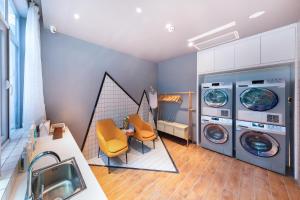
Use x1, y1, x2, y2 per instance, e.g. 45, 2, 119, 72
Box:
249, 11, 265, 19
188, 21, 236, 42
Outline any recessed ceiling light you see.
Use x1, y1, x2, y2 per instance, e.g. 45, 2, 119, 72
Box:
73, 13, 80, 20
136, 7, 142, 13
188, 42, 194, 47
49, 25, 57, 34
249, 11, 265, 19
188, 21, 236, 42
165, 23, 175, 32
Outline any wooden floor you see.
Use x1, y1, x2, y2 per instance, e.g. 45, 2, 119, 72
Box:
91, 136, 300, 200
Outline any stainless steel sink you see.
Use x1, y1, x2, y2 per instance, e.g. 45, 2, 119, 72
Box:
31, 157, 86, 200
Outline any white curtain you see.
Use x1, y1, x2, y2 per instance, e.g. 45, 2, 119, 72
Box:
23, 4, 46, 127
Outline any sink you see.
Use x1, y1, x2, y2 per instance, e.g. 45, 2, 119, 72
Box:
31, 157, 86, 200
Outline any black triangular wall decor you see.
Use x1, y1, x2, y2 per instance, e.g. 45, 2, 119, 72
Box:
81, 72, 155, 160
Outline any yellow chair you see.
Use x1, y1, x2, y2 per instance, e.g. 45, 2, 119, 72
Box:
96, 119, 128, 173
128, 114, 156, 154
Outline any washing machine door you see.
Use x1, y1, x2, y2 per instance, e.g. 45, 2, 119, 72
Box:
204, 124, 229, 144
240, 88, 279, 111
204, 89, 228, 108
240, 131, 279, 157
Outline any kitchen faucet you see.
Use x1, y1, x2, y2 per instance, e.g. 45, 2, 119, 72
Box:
25, 151, 61, 200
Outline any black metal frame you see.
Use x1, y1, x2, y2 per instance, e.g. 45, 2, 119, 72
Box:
90, 135, 179, 174
99, 152, 128, 174
81, 72, 139, 151
81, 72, 175, 173
140, 140, 155, 154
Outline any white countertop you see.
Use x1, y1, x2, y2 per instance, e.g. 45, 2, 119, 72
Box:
9, 128, 107, 200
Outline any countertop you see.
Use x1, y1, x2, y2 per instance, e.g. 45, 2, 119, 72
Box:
9, 128, 107, 200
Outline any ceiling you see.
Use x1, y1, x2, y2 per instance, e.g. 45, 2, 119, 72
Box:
41, 0, 300, 63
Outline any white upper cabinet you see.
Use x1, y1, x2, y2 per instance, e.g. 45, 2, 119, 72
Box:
197, 23, 297, 74
197, 49, 214, 74
235, 35, 261, 68
261, 25, 296, 64
214, 43, 235, 71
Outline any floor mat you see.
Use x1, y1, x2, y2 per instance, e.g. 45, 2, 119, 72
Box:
88, 136, 178, 173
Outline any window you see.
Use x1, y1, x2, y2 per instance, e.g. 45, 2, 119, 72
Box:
8, 0, 16, 36
0, 18, 9, 145
0, 0, 5, 20
8, 0, 19, 135
0, 0, 19, 145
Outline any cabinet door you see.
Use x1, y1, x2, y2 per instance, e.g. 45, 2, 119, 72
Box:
261, 26, 296, 64
197, 49, 214, 74
214, 44, 235, 71
235, 36, 260, 68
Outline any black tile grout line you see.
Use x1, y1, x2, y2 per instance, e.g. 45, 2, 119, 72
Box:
89, 135, 179, 174
136, 90, 146, 114
81, 72, 153, 151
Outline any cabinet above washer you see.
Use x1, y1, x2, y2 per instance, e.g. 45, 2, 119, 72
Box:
197, 24, 297, 75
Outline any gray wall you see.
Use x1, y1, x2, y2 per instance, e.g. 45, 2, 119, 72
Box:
157, 53, 197, 141
41, 28, 157, 147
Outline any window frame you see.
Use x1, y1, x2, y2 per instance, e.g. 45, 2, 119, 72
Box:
0, 0, 20, 145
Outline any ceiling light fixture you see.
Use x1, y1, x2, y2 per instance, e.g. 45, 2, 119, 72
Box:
188, 21, 236, 42
136, 7, 142, 13
249, 11, 265, 19
165, 23, 175, 32
188, 42, 194, 47
49, 25, 57, 34
73, 13, 80, 20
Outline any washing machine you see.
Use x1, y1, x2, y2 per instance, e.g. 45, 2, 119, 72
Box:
201, 115, 233, 156
201, 82, 233, 118
236, 120, 286, 174
236, 79, 286, 126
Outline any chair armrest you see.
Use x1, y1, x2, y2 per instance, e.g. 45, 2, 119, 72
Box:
96, 129, 108, 153
115, 128, 128, 144
143, 122, 154, 132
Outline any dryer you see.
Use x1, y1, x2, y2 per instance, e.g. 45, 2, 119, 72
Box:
236, 79, 286, 126
201, 82, 233, 118
201, 116, 233, 156
236, 120, 286, 174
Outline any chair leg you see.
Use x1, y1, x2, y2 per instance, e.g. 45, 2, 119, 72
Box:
108, 157, 110, 174
98, 148, 100, 158
125, 152, 128, 164
142, 141, 144, 154
153, 140, 155, 149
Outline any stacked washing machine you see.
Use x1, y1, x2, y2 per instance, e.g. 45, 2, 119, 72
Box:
200, 82, 234, 157
235, 79, 286, 174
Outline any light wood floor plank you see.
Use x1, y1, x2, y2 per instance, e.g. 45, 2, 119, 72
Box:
90, 137, 300, 200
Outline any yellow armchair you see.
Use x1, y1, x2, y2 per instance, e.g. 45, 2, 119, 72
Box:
96, 119, 128, 173
128, 114, 156, 154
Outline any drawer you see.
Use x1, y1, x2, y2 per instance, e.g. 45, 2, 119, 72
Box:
157, 123, 164, 131
174, 127, 187, 139
164, 124, 174, 135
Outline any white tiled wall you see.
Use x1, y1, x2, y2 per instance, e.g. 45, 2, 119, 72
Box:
138, 92, 156, 129
138, 93, 150, 122
82, 76, 138, 160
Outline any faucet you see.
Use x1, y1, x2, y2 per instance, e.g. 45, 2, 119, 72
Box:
25, 151, 61, 200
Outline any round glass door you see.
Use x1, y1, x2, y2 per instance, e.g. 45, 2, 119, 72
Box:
240, 88, 278, 111
204, 89, 228, 108
240, 131, 279, 157
204, 124, 229, 144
